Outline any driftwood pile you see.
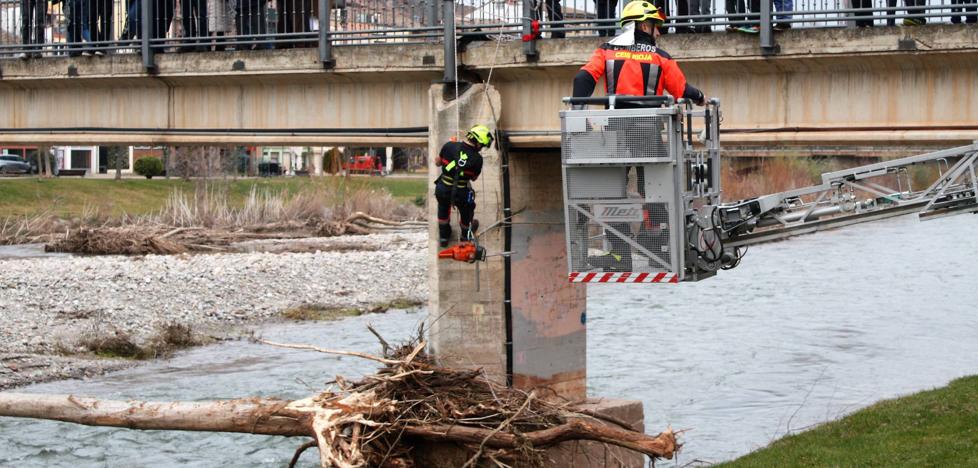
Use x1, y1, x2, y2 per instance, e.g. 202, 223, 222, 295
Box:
44, 212, 426, 255
0, 333, 679, 467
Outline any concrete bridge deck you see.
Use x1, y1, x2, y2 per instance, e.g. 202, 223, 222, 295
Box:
2, 24, 976, 151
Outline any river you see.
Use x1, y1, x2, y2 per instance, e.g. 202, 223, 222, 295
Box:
2, 214, 977, 466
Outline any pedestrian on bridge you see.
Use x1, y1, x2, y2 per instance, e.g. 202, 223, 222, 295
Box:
435, 125, 492, 248
19, 0, 46, 58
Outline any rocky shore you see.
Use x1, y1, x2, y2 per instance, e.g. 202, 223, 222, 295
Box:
0, 232, 428, 390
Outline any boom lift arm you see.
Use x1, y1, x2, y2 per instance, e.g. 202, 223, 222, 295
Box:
717, 144, 978, 248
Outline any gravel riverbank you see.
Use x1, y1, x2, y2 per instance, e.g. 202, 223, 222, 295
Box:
0, 232, 428, 390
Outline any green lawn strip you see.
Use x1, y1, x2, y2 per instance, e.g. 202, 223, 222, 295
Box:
0, 176, 427, 218
719, 375, 978, 467
0, 179, 193, 217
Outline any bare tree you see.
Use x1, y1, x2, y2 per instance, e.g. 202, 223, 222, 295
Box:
38, 145, 52, 178
111, 146, 128, 180
168, 146, 238, 180
164, 147, 171, 180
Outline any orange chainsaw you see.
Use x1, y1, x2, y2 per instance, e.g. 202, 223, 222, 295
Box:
438, 242, 487, 263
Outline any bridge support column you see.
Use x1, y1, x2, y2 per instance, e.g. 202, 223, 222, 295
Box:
427, 82, 507, 383
426, 83, 644, 467
506, 149, 587, 397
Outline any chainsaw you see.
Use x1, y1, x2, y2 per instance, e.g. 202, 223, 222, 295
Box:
437, 241, 486, 263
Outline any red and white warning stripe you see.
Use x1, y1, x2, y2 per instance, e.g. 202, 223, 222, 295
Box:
568, 272, 679, 283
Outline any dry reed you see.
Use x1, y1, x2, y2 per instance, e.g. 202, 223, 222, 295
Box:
1, 182, 423, 252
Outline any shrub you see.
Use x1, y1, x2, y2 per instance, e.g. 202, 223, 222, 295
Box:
134, 157, 164, 179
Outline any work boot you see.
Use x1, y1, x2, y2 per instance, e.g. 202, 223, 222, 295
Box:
439, 224, 451, 248
460, 219, 479, 242
586, 253, 632, 272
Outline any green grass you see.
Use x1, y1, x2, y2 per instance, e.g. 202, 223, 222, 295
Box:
720, 376, 978, 467
280, 304, 364, 321
280, 299, 424, 321
71, 323, 204, 360
0, 176, 428, 218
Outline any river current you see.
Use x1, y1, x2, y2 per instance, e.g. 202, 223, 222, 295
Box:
2, 214, 977, 466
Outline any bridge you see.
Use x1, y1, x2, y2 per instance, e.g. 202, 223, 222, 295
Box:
1, 24, 976, 154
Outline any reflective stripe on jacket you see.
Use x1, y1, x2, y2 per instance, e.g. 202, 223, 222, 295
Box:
580, 43, 687, 99
437, 141, 483, 189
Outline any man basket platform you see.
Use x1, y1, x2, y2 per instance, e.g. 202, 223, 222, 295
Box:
561, 95, 722, 284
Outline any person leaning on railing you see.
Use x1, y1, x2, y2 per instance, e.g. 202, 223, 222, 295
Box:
18, 0, 47, 58
772, 0, 792, 30
903, 0, 927, 25
207, 0, 233, 50
179, 0, 208, 51
535, 0, 565, 38
89, 0, 113, 54
725, 0, 759, 32
950, 0, 977, 23
237, 0, 272, 49
685, 0, 712, 32
595, 0, 618, 36
277, 0, 314, 48
66, 0, 92, 56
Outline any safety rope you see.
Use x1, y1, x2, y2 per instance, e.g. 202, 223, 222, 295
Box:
452, 2, 460, 141
447, 2, 518, 295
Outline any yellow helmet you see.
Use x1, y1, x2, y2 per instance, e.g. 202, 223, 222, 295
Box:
466, 124, 494, 148
620, 1, 666, 27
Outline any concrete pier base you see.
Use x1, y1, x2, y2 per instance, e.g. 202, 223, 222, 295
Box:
411, 398, 645, 468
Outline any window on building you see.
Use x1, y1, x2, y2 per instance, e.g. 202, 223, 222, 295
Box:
71, 150, 92, 169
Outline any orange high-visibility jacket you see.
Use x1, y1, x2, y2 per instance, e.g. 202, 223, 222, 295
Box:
580, 42, 688, 98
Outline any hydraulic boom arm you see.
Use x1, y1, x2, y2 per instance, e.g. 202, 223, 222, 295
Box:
718, 143, 978, 248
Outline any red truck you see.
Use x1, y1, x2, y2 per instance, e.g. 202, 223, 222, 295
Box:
343, 154, 384, 175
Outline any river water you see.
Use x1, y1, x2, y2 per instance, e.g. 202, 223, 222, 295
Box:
2, 214, 978, 466
0, 244, 69, 259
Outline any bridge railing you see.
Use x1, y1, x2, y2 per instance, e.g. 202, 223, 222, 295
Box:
521, 0, 976, 35
0, 0, 975, 61
0, 0, 444, 59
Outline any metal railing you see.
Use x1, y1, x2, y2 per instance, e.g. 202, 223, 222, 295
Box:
0, 0, 976, 62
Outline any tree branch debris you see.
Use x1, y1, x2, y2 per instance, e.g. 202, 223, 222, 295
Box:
0, 331, 679, 467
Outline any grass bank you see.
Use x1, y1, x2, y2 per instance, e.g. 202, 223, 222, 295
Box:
0, 176, 428, 218
720, 376, 978, 467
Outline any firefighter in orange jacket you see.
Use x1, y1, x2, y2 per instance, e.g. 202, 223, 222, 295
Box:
573, 0, 705, 106
572, 1, 705, 271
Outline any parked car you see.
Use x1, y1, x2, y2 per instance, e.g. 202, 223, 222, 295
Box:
0, 155, 31, 174
27, 152, 59, 175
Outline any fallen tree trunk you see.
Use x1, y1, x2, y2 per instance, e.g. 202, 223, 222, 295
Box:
0, 393, 678, 466
0, 393, 310, 437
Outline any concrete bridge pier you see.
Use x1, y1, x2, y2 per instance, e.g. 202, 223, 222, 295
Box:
426, 83, 645, 466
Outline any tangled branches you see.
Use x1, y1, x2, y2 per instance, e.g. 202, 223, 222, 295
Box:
44, 213, 426, 255
263, 331, 679, 467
